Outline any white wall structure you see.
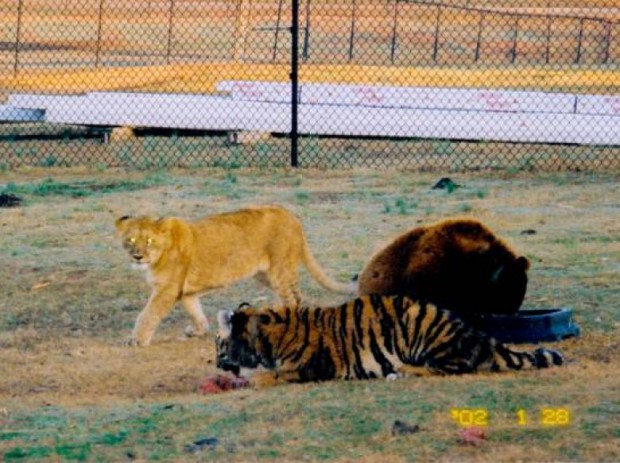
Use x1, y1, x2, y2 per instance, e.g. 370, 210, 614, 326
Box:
3, 82, 620, 145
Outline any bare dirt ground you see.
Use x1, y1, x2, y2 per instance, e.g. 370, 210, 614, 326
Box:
0, 166, 618, 461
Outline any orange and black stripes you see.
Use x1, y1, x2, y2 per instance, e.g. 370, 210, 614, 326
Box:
216, 295, 563, 384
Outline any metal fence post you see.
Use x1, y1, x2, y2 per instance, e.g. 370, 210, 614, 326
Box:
302, 0, 311, 60
166, 0, 176, 64
291, 0, 300, 167
544, 16, 552, 64
510, 17, 519, 64
575, 18, 585, 64
272, 0, 284, 61
602, 20, 611, 64
390, 0, 400, 64
13, 0, 24, 76
474, 12, 484, 62
432, 5, 441, 63
95, 0, 105, 67
348, 0, 357, 61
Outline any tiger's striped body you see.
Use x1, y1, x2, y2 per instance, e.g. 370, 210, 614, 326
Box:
216, 295, 562, 387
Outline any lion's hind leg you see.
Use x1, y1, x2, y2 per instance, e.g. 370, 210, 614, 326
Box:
264, 268, 302, 307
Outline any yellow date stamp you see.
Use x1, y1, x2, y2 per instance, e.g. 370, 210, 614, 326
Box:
450, 408, 490, 426
451, 407, 571, 426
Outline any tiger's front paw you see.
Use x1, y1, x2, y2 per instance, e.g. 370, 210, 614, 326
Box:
248, 371, 280, 389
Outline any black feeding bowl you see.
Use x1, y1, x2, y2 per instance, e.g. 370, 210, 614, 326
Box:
478, 308, 581, 344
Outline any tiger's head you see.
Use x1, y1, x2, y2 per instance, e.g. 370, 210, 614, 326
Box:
115, 216, 173, 269
216, 303, 279, 374
215, 333, 240, 376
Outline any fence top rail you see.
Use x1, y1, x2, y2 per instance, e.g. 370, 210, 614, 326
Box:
404, 0, 620, 25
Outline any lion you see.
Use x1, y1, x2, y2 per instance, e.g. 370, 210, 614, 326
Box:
115, 205, 355, 346
357, 218, 530, 319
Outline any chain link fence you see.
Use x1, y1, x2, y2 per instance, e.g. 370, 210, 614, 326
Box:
1, 0, 619, 170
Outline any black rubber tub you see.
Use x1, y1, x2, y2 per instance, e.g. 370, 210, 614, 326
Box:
477, 308, 581, 344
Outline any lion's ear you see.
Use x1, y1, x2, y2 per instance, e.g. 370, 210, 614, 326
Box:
217, 310, 233, 337
115, 215, 131, 233
155, 217, 175, 234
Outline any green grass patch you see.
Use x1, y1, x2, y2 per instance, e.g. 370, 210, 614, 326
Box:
0, 173, 172, 201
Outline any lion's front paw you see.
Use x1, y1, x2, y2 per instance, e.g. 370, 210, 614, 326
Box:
184, 320, 210, 338
122, 337, 138, 347
122, 336, 150, 347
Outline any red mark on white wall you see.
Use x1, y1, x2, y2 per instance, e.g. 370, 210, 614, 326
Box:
477, 92, 518, 111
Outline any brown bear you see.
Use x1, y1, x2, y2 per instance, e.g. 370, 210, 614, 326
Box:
357, 218, 530, 319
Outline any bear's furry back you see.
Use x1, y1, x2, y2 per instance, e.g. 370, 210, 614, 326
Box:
357, 218, 530, 318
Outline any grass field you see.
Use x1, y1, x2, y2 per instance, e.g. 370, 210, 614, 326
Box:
1, 166, 619, 461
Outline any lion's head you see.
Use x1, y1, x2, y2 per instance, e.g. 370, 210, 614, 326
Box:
115, 216, 172, 268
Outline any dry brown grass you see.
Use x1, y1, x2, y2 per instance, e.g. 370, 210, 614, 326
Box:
0, 166, 618, 461
1, 0, 619, 98
1, 62, 619, 97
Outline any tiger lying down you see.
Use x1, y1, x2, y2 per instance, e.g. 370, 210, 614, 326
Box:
216, 295, 563, 388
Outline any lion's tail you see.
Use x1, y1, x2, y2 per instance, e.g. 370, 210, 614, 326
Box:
302, 241, 357, 295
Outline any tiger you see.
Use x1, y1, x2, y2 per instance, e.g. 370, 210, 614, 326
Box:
357, 218, 531, 319
215, 295, 563, 387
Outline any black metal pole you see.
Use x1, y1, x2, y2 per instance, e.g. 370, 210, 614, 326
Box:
291, 0, 299, 168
